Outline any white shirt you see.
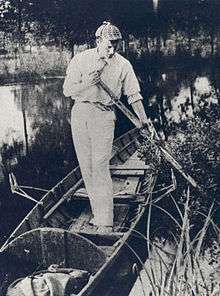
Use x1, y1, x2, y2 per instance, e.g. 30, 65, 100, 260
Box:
63, 48, 141, 105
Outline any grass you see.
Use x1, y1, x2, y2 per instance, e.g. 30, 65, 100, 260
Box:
0, 50, 70, 83
18, 50, 70, 76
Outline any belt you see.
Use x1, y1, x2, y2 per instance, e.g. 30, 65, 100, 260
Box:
81, 101, 114, 112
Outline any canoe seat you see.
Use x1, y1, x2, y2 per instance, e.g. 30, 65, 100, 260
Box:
78, 232, 123, 246
74, 175, 140, 204
73, 187, 136, 203
110, 151, 147, 176
99, 246, 116, 257
68, 204, 132, 234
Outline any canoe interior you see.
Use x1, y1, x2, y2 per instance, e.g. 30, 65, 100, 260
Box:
0, 128, 157, 296
1, 128, 142, 247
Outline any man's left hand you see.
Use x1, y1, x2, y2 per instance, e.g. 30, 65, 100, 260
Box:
140, 121, 155, 140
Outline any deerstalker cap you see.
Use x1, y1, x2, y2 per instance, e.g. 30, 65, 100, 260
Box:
95, 21, 122, 40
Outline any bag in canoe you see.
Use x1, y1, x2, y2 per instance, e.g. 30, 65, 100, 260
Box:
6, 265, 90, 296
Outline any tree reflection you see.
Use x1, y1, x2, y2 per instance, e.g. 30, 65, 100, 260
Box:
12, 85, 30, 155
2, 80, 76, 189
138, 63, 219, 136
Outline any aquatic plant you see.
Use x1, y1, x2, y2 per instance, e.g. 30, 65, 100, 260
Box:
139, 188, 220, 296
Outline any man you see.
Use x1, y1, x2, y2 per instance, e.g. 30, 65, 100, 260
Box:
63, 22, 149, 233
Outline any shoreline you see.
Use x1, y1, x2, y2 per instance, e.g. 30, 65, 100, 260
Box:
0, 75, 65, 86
0, 55, 219, 86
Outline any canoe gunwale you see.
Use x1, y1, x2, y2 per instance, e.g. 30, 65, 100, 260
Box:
1, 128, 139, 251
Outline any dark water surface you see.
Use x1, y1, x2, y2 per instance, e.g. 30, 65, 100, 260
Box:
0, 64, 219, 243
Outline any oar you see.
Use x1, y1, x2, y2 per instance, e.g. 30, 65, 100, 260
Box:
99, 80, 206, 196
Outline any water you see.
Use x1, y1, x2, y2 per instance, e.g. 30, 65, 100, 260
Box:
0, 64, 219, 260
0, 80, 76, 242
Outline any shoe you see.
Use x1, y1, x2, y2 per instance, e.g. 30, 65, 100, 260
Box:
97, 226, 113, 234
89, 217, 97, 226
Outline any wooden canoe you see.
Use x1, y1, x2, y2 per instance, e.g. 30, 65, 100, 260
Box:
0, 128, 157, 296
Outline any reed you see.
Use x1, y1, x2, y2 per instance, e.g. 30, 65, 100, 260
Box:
0, 50, 70, 82
18, 51, 69, 76
134, 111, 220, 295
142, 188, 220, 296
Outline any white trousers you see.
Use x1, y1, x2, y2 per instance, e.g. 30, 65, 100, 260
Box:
71, 103, 115, 226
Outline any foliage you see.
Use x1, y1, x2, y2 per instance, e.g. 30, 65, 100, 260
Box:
0, 50, 70, 83
174, 122, 220, 170
167, 110, 220, 198
138, 104, 220, 208
18, 50, 70, 76
138, 139, 162, 174
0, 0, 220, 56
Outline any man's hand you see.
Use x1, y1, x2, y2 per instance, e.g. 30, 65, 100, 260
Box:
84, 70, 101, 87
140, 121, 155, 140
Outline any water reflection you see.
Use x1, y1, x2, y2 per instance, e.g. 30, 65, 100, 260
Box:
0, 80, 77, 243
0, 85, 28, 145
164, 76, 218, 123
145, 66, 219, 138
0, 80, 76, 188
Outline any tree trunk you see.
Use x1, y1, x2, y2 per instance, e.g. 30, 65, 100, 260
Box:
22, 105, 29, 155
163, 38, 166, 48
58, 37, 63, 52
145, 36, 149, 53
123, 38, 129, 58
174, 31, 178, 55
16, 0, 23, 71
211, 68, 220, 104
70, 40, 74, 58
139, 37, 149, 54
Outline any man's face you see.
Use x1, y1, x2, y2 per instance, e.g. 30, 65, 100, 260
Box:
97, 38, 120, 59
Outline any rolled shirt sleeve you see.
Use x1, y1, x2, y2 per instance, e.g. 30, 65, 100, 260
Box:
122, 61, 141, 104
63, 55, 83, 97
128, 92, 143, 104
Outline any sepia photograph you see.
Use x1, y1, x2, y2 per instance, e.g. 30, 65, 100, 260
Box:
0, 0, 220, 295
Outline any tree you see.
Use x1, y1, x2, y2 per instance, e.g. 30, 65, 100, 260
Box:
197, 0, 220, 56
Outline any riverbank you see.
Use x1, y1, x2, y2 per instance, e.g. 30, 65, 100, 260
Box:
0, 50, 220, 86
0, 50, 70, 85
